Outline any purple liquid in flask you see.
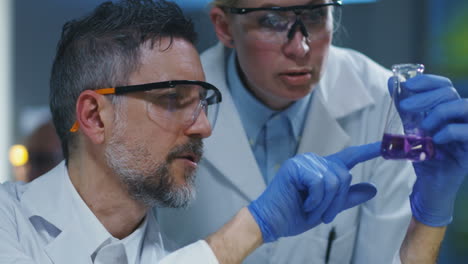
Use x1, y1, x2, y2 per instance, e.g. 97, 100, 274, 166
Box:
381, 64, 435, 162
381, 133, 435, 162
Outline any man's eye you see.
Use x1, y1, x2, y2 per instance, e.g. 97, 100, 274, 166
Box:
154, 93, 199, 110
164, 93, 179, 101
303, 7, 328, 24
149, 93, 180, 105
258, 13, 289, 31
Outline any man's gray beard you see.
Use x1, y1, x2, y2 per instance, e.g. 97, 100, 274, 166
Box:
104, 111, 199, 208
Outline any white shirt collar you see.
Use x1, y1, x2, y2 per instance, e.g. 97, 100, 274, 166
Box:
226, 50, 312, 145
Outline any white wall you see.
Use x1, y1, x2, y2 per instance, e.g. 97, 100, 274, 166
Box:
0, 0, 13, 183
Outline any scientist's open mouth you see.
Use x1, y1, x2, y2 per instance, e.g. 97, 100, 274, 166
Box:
285, 72, 310, 76
279, 69, 313, 85
280, 69, 313, 76
176, 153, 200, 164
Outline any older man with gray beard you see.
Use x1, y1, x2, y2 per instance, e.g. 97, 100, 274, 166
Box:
0, 1, 222, 263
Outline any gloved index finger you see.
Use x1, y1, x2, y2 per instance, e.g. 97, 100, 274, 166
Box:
404, 74, 453, 92
326, 142, 382, 170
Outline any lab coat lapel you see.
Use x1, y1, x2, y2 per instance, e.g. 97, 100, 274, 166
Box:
297, 87, 351, 156
44, 208, 110, 264
201, 44, 266, 201
298, 46, 375, 156
202, 86, 266, 201
20, 162, 110, 264
45, 226, 95, 264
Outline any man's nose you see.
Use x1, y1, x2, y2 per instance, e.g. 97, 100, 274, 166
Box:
184, 110, 212, 139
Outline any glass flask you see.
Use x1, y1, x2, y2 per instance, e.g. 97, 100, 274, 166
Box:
380, 64, 435, 162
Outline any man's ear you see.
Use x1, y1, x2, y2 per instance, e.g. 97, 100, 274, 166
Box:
75, 90, 112, 145
210, 7, 235, 48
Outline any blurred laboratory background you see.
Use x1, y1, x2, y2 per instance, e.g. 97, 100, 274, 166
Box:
1, 0, 466, 262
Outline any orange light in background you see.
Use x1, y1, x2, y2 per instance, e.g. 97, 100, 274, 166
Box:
9, 144, 28, 167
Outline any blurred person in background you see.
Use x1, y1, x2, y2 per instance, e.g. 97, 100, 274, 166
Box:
12, 107, 63, 182
21, 121, 62, 182
156, 0, 468, 263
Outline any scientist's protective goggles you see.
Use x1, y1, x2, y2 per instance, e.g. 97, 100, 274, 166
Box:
224, 0, 342, 44
70, 80, 222, 133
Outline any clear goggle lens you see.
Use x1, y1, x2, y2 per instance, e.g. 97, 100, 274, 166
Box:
144, 84, 220, 132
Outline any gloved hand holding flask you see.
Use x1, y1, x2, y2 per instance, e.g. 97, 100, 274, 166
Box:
248, 142, 380, 243
386, 73, 468, 226
381, 64, 434, 161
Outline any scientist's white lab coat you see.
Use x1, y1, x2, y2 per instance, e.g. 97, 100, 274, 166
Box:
0, 163, 218, 264
156, 43, 416, 264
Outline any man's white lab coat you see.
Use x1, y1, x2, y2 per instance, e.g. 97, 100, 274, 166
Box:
0, 163, 218, 264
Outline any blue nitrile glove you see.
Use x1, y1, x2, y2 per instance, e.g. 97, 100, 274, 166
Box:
248, 142, 380, 243
388, 74, 468, 226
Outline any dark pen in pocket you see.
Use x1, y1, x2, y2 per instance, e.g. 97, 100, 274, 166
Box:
325, 228, 336, 264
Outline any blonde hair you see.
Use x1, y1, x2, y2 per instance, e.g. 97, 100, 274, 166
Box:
212, 0, 240, 8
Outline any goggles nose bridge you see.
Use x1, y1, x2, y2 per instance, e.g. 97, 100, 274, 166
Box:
287, 15, 310, 41
190, 99, 207, 126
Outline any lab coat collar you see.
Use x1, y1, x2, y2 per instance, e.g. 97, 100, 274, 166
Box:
201, 43, 267, 201
297, 84, 351, 156
20, 162, 167, 263
317, 46, 375, 120
297, 46, 375, 155
20, 162, 111, 264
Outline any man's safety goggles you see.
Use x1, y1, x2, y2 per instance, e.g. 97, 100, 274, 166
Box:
70, 80, 222, 133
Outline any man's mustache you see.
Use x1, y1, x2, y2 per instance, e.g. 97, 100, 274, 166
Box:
166, 139, 204, 163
